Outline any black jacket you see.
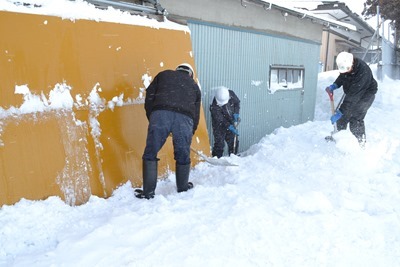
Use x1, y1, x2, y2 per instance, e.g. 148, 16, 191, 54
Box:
334, 58, 378, 119
145, 70, 201, 133
210, 90, 240, 131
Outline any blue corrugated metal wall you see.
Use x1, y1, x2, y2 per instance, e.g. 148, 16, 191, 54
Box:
188, 21, 320, 155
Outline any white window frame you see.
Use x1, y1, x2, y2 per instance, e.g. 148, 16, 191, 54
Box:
269, 65, 305, 93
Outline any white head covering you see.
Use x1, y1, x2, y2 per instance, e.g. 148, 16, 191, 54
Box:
336, 52, 354, 73
176, 63, 194, 77
215, 87, 229, 106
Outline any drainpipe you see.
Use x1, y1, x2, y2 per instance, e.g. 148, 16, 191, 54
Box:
324, 30, 330, 71
377, 5, 383, 81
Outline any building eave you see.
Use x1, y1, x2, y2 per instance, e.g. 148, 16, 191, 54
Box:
247, 0, 356, 31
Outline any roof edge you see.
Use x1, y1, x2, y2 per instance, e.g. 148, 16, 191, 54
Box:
247, 0, 357, 31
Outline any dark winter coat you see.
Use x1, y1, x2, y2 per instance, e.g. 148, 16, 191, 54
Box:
210, 90, 240, 131
334, 57, 378, 121
145, 69, 201, 133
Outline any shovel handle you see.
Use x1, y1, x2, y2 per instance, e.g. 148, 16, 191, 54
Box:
329, 98, 335, 115
326, 89, 338, 133
326, 89, 335, 115
325, 88, 334, 101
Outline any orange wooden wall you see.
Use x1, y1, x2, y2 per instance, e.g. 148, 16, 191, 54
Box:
0, 11, 210, 205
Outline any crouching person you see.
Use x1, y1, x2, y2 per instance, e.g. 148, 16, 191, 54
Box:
135, 63, 201, 199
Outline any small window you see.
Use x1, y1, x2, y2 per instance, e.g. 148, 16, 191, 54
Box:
269, 65, 304, 93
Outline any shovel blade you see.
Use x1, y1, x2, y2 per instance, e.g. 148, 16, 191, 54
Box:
191, 147, 238, 167
203, 156, 238, 167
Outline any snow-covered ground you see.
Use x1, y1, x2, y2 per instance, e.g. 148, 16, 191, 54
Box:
1, 70, 400, 267
1, 1, 400, 266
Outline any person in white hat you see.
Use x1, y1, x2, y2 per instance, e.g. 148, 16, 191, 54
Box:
325, 52, 378, 147
210, 86, 241, 158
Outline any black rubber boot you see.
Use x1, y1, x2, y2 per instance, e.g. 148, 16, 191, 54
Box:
176, 163, 193, 193
135, 160, 157, 199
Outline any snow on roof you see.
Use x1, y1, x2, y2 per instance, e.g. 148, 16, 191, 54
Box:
274, 0, 323, 11
0, 0, 189, 32
259, 0, 357, 31
1, 0, 356, 32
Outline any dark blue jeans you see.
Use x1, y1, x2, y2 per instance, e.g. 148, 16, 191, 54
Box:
143, 110, 193, 165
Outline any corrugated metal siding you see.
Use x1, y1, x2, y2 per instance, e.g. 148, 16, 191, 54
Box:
381, 38, 400, 80
189, 21, 320, 154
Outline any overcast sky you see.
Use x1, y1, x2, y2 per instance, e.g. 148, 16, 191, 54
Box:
342, 0, 365, 15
